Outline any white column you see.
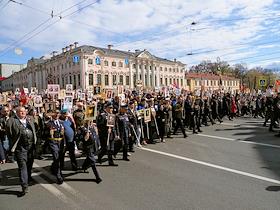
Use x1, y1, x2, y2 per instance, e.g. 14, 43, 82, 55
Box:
81, 55, 87, 90
156, 65, 160, 88
136, 61, 139, 81
141, 63, 145, 87
147, 64, 150, 88
151, 64, 155, 87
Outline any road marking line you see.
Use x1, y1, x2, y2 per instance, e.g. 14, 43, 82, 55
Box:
33, 163, 92, 204
140, 147, 280, 185
32, 172, 80, 209
197, 133, 280, 149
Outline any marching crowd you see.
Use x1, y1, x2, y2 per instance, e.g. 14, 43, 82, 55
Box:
0, 89, 280, 196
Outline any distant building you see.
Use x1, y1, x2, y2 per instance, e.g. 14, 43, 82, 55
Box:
0, 63, 26, 91
0, 63, 26, 78
186, 73, 240, 92
1, 43, 186, 91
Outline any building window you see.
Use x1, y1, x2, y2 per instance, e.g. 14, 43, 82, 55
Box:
57, 65, 59, 70
69, 75, 72, 84
113, 75, 117, 85
160, 78, 163, 85
69, 62, 71, 68
119, 75, 123, 85
160, 67, 163, 71
181, 79, 183, 86
88, 59, 93, 64
165, 78, 168, 86
62, 77, 65, 87
119, 61, 123, 67
150, 66, 152, 70
73, 75, 76, 89
133, 64, 136, 69
126, 76, 129, 86
112, 61, 116, 67
104, 60, 109, 66
61, 64, 64, 69
78, 74, 81, 86
105, 75, 109, 86
97, 74, 101, 85
57, 78, 60, 85
89, 74, 94, 86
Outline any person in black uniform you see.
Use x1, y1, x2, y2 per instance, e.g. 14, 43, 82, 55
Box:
78, 120, 102, 183
97, 103, 118, 166
46, 110, 65, 184
270, 93, 280, 132
115, 104, 130, 161
173, 97, 187, 138
6, 106, 37, 196
263, 95, 273, 127
127, 101, 137, 152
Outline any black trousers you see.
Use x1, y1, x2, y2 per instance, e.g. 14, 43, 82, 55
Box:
49, 140, 64, 181
15, 145, 34, 188
62, 141, 77, 170
82, 147, 101, 179
98, 135, 115, 164
173, 118, 186, 136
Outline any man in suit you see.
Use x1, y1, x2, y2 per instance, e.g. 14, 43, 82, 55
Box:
6, 106, 37, 196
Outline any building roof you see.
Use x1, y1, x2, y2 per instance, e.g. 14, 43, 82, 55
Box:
186, 73, 239, 80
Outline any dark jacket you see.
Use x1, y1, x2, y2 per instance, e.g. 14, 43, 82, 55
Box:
6, 116, 37, 151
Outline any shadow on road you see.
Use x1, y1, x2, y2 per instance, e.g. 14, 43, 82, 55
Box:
215, 118, 280, 191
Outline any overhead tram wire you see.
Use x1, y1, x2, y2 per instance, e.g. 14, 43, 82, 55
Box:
0, 0, 95, 57
0, 0, 10, 11
0, 0, 100, 58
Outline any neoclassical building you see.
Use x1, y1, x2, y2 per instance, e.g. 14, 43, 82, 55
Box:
2, 43, 186, 91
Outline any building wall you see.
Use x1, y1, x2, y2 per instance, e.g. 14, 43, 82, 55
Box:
3, 45, 186, 91
0, 63, 26, 78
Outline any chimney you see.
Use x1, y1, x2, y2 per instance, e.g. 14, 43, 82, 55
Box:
174, 58, 177, 62
69, 44, 74, 50
52, 51, 57, 57
135, 49, 140, 53
108, 44, 113, 50
74, 42, 78, 48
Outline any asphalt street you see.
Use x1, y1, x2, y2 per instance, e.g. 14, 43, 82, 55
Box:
1, 117, 280, 210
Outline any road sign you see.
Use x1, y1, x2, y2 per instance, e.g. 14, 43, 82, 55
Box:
259, 79, 266, 87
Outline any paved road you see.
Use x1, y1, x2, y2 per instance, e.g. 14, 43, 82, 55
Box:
1, 117, 280, 210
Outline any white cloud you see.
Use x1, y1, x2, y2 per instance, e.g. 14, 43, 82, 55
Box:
0, 0, 278, 67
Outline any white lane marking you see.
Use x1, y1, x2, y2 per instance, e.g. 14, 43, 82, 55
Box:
197, 133, 280, 149
33, 163, 90, 203
32, 172, 80, 209
140, 147, 280, 185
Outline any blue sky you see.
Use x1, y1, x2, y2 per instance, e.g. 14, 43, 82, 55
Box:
0, 0, 280, 69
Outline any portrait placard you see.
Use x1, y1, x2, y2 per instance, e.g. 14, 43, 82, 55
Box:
106, 114, 116, 127
85, 105, 96, 120
0, 94, 7, 105
144, 108, 151, 123
45, 102, 56, 113
63, 96, 73, 110
33, 95, 43, 107
47, 84, 60, 94
65, 84, 73, 93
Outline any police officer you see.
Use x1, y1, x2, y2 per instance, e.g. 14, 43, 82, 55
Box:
47, 110, 65, 184
6, 106, 37, 196
97, 103, 118, 166
78, 120, 102, 183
